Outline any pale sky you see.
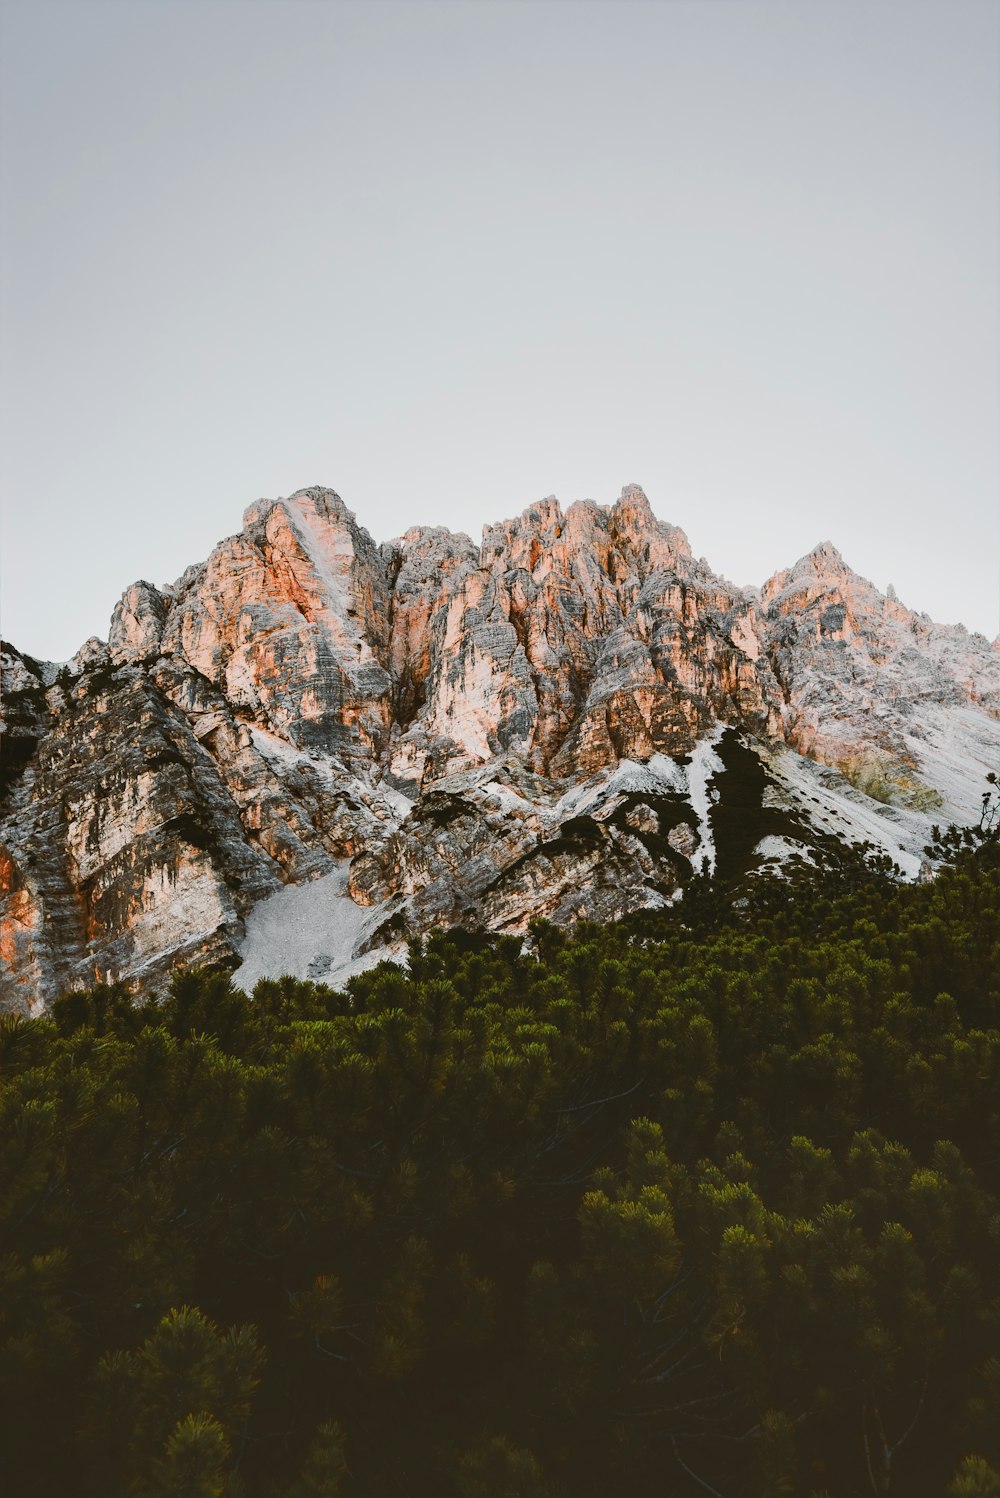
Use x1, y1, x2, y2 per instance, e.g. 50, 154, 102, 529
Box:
1, 0, 997, 661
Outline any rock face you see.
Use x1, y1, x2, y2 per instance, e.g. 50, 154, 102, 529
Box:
2, 484, 998, 1012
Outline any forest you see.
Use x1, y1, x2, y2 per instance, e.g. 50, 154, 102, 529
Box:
1, 826, 999, 1497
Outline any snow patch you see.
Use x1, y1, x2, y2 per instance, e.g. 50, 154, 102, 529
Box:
484, 782, 536, 816
377, 783, 415, 821
685, 726, 725, 874
555, 756, 686, 822
902, 703, 1000, 827
232, 863, 403, 993
753, 835, 811, 864
763, 745, 925, 877
646, 754, 688, 795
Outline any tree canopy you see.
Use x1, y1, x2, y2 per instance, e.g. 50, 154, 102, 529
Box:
1, 831, 999, 1496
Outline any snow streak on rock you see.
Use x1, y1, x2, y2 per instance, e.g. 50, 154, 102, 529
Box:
685, 726, 725, 876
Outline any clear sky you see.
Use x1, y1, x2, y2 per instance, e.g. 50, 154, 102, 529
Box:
1, 0, 997, 661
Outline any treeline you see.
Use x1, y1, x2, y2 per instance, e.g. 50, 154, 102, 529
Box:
1, 838, 999, 1496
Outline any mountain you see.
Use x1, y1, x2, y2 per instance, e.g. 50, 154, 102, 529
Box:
2, 484, 997, 1014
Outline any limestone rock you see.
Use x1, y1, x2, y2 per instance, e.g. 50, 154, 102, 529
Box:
109, 582, 169, 664
758, 542, 1000, 808
3, 481, 998, 1012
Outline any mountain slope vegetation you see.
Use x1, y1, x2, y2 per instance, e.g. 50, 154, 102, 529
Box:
1, 834, 999, 1496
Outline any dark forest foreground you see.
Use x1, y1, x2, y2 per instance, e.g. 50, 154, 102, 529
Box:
2, 836, 999, 1497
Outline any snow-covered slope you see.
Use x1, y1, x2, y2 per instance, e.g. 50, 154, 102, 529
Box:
232, 863, 405, 992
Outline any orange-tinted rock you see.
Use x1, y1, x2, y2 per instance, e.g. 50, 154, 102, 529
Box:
2, 483, 998, 1011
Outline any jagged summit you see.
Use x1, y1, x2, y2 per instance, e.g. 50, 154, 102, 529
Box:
3, 482, 999, 1013
761, 540, 856, 602
805, 539, 846, 565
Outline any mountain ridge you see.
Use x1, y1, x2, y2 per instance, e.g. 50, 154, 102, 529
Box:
2, 483, 998, 1013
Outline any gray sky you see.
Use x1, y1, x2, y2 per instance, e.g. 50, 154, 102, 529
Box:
1, 0, 997, 661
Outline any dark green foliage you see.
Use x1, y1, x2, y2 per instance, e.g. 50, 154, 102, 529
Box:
82, 1306, 263, 1495
709, 726, 809, 881
604, 791, 697, 880
2, 841, 1000, 1495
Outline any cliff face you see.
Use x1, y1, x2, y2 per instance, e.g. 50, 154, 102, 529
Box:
3, 484, 998, 1012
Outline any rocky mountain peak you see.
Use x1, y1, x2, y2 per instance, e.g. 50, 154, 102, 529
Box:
71, 636, 109, 674
243, 484, 353, 533
761, 540, 853, 603
805, 538, 847, 567
3, 481, 998, 1015
608, 484, 692, 574
480, 497, 566, 574
109, 580, 170, 664
610, 481, 655, 526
